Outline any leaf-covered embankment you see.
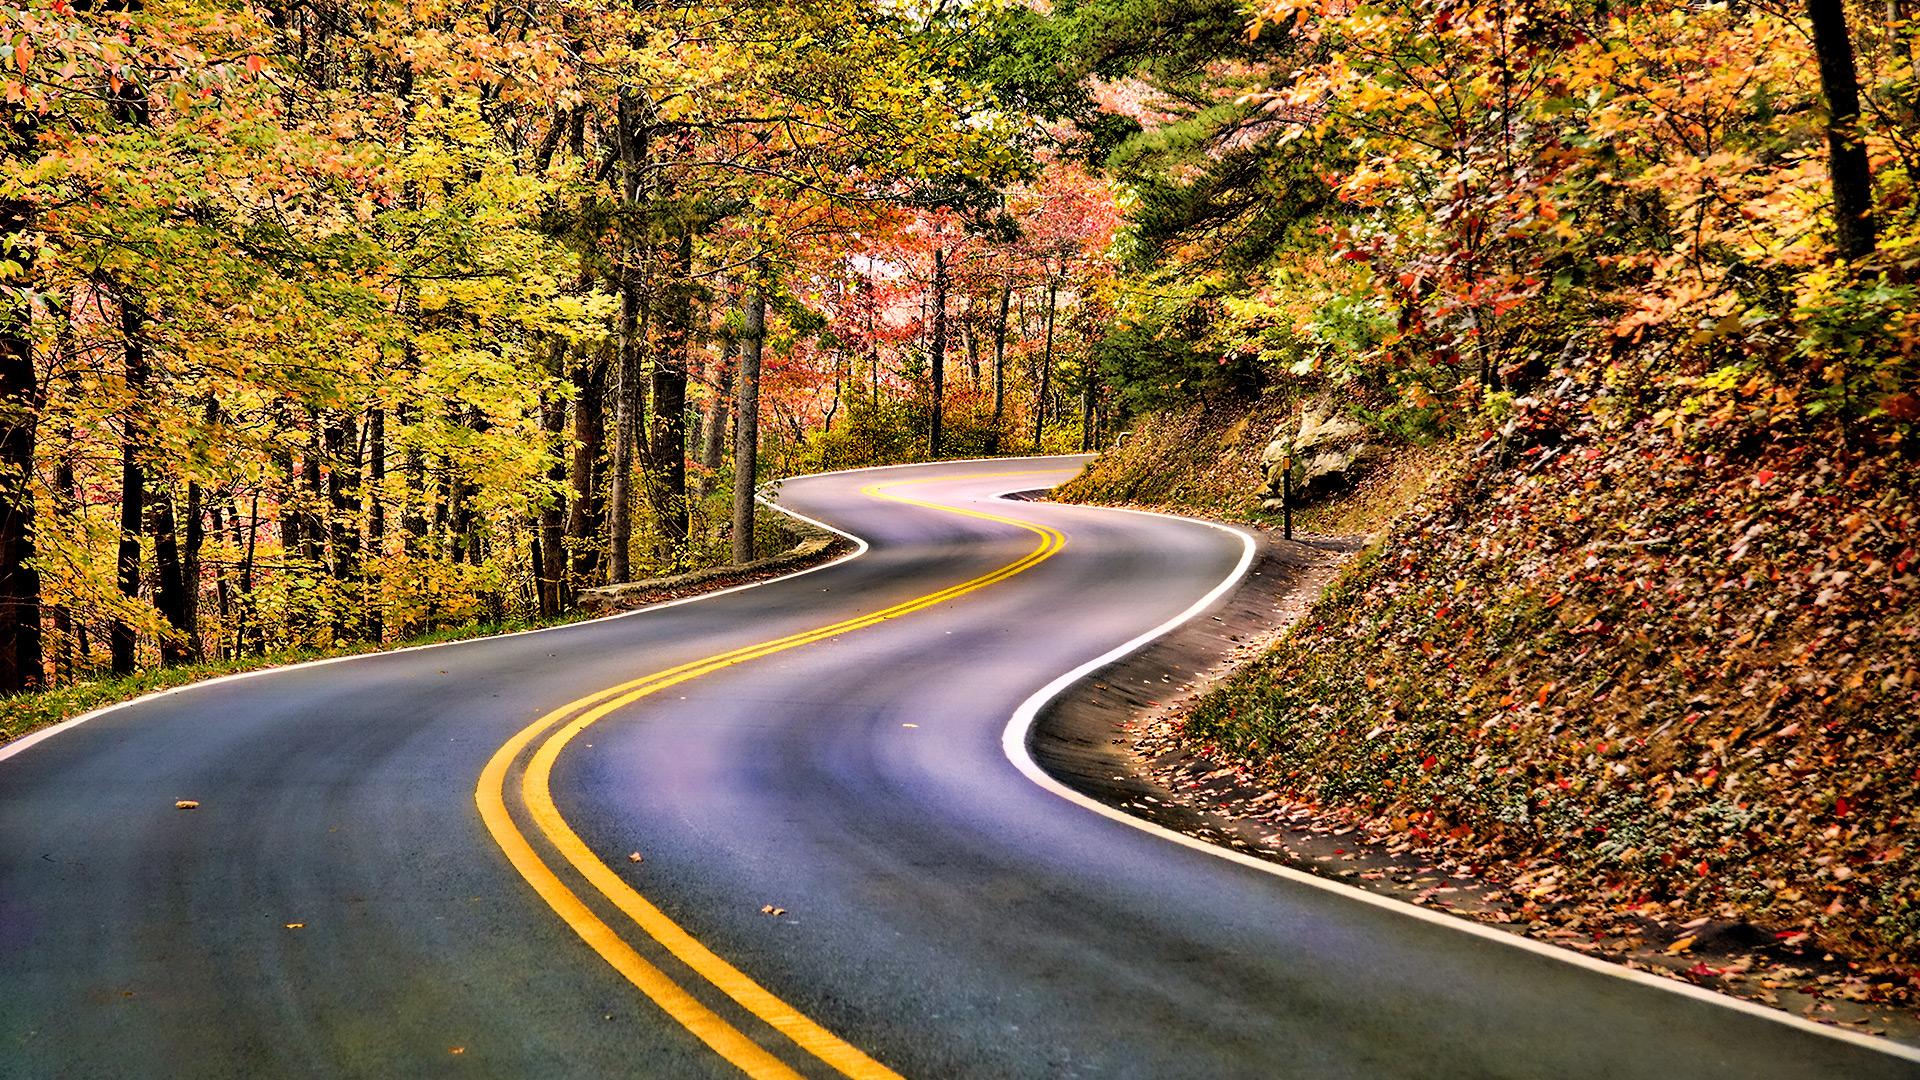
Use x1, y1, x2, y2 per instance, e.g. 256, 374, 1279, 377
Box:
1055, 397, 1444, 535
1176, 379, 1918, 970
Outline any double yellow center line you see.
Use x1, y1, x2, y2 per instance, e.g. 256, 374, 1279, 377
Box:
475, 473, 1069, 1078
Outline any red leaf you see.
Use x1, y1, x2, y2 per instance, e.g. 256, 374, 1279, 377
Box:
1881, 392, 1920, 421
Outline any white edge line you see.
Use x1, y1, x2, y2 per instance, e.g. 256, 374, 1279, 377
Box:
0, 453, 1092, 767
11, 455, 1901, 1058
999, 501, 1920, 1064
0, 487, 870, 767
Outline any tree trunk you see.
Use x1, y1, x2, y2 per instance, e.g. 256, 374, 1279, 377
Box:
182, 415, 205, 658
538, 339, 569, 615
699, 335, 735, 494
449, 408, 484, 569
607, 90, 652, 585
991, 276, 1010, 448
1081, 360, 1096, 452
0, 217, 41, 691
151, 488, 191, 665
325, 412, 360, 582
731, 268, 767, 565
401, 404, 429, 553
649, 231, 694, 565
323, 412, 360, 638
46, 315, 78, 679
607, 267, 642, 583
367, 407, 386, 544
965, 300, 981, 387
1033, 280, 1057, 452
275, 441, 302, 563
929, 245, 947, 459
567, 352, 609, 586
301, 420, 325, 566
367, 403, 386, 639
211, 502, 231, 658
1806, 0, 1878, 261
111, 290, 148, 675
240, 493, 262, 655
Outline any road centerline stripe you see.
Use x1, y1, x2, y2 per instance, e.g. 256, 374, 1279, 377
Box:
476, 470, 1071, 1079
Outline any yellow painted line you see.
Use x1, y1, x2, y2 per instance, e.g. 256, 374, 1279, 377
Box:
477, 470, 1071, 1079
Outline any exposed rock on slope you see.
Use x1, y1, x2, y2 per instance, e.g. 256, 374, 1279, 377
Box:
1257, 397, 1376, 511
1058, 396, 1439, 536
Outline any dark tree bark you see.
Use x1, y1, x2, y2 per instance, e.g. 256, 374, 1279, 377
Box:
965, 301, 981, 387
0, 212, 40, 690
607, 90, 652, 585
150, 488, 191, 665
698, 335, 735, 495
606, 268, 643, 583
1081, 362, 1096, 452
325, 412, 360, 581
106, 59, 153, 674
928, 246, 947, 459
566, 352, 609, 586
323, 412, 360, 638
239, 493, 262, 655
648, 231, 693, 564
538, 338, 570, 616
865, 277, 880, 407
367, 405, 386, 545
301, 420, 325, 566
183, 477, 204, 656
110, 291, 148, 675
447, 408, 484, 569
46, 315, 79, 679
731, 269, 766, 565
210, 501, 231, 658
400, 404, 429, 553
1033, 280, 1057, 452
443, 453, 464, 565
991, 275, 1010, 448
1806, 0, 1878, 261
0, 66, 44, 690
366, 403, 386, 638
275, 441, 302, 563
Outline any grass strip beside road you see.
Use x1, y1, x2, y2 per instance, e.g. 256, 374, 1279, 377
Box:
0, 616, 591, 748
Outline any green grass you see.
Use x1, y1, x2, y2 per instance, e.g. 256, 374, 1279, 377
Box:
0, 612, 595, 747
0, 502, 820, 749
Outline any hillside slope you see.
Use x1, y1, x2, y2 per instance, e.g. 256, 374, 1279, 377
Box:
1057, 396, 1444, 536
1078, 380, 1919, 980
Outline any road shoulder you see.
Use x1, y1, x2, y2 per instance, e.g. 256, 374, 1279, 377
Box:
1026, 516, 1920, 1051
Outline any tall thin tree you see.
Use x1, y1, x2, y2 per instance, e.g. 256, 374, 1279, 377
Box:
1806, 0, 1878, 260
731, 266, 767, 565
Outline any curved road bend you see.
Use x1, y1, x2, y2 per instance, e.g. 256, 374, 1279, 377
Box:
2, 457, 1914, 1079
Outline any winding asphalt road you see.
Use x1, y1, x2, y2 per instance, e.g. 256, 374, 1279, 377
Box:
3, 457, 1915, 1079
